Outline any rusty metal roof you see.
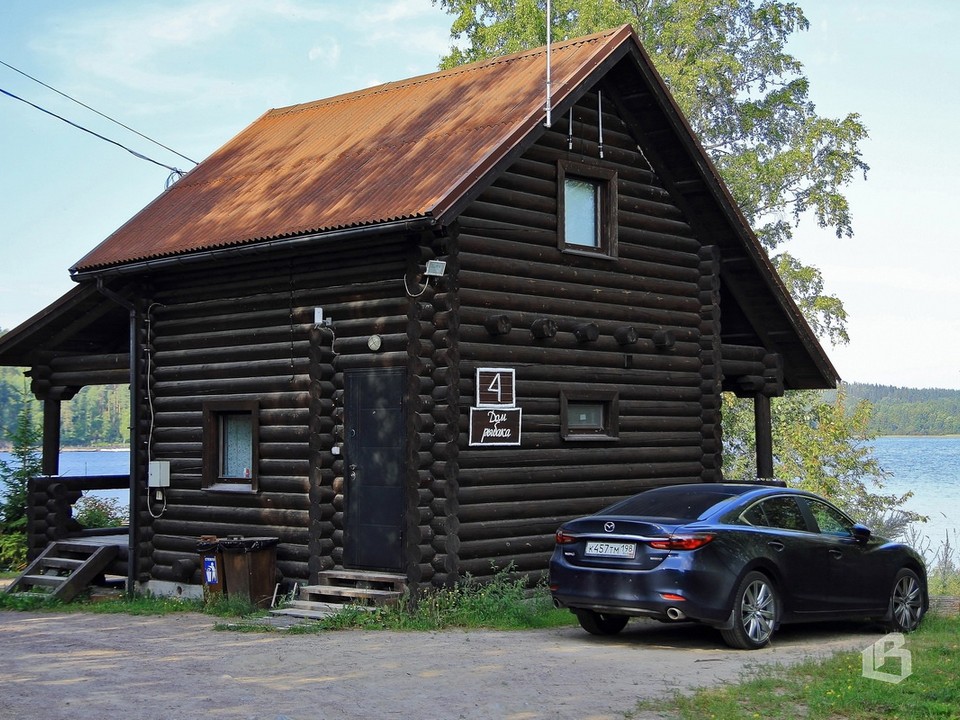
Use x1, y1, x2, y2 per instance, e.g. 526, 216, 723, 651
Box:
72, 25, 635, 273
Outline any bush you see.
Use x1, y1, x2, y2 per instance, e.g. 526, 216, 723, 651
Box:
73, 495, 126, 529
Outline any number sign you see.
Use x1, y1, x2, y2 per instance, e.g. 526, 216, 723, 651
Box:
476, 368, 515, 408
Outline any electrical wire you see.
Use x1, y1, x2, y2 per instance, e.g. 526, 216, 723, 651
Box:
0, 58, 198, 166
1, 85, 185, 175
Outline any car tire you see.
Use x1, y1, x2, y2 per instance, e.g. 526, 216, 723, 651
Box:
720, 570, 778, 650
574, 610, 629, 636
887, 568, 925, 633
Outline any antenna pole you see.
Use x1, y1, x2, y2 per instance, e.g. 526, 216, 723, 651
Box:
545, 0, 552, 127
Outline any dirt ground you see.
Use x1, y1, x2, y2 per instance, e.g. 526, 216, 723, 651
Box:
0, 610, 888, 720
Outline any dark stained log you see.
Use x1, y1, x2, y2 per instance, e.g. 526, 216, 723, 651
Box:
458, 533, 556, 560
530, 318, 557, 339
460, 288, 701, 328
653, 329, 676, 350
755, 393, 774, 479
41, 399, 61, 476
573, 323, 599, 342
458, 234, 699, 287
614, 326, 638, 345
458, 517, 568, 542
484, 314, 512, 336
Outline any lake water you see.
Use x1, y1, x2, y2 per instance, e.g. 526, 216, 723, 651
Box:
2, 437, 957, 555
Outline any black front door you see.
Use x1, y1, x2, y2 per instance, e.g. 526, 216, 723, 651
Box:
343, 368, 405, 571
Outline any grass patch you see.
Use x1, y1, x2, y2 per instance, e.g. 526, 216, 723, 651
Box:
223, 569, 576, 634
0, 588, 262, 618
310, 571, 574, 633
629, 614, 960, 719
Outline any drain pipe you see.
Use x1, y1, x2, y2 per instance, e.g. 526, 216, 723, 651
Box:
96, 278, 140, 597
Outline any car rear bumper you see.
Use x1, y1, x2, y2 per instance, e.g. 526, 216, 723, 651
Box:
549, 551, 735, 626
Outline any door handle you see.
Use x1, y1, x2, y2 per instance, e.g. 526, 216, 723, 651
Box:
768, 541, 784, 552
828, 549, 843, 559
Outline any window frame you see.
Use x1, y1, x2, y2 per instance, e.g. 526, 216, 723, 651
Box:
202, 399, 260, 492
557, 160, 618, 259
560, 389, 619, 441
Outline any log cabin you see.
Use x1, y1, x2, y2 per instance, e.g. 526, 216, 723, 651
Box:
0, 25, 837, 598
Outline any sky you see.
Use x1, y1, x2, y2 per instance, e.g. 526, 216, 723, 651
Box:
1, 0, 957, 390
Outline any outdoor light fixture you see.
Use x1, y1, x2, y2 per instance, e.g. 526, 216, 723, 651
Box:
425, 259, 447, 277
404, 259, 447, 298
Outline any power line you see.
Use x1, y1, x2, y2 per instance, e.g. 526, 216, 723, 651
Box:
0, 58, 198, 166
1, 86, 185, 176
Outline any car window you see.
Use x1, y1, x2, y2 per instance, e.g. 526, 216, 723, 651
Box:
751, 497, 807, 531
740, 502, 768, 527
603, 487, 740, 521
806, 500, 854, 537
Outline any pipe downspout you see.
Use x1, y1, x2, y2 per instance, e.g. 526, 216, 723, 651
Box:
96, 278, 140, 597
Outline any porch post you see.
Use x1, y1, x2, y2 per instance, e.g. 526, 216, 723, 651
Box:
41, 398, 61, 476
754, 393, 773, 479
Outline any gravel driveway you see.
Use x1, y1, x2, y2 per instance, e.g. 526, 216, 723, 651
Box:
0, 610, 885, 720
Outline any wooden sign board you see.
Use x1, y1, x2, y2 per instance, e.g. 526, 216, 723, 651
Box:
469, 407, 522, 446
476, 367, 516, 408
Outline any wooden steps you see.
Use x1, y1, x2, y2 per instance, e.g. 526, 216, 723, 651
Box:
5, 541, 120, 603
271, 569, 406, 620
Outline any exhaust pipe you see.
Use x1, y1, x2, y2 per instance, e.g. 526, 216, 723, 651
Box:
666, 607, 686, 621
553, 597, 564, 609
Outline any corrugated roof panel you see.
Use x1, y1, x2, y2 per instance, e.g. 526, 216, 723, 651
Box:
72, 26, 633, 272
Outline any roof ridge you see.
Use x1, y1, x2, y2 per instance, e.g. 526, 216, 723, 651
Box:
268, 25, 626, 118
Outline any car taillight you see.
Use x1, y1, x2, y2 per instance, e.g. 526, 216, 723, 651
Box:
647, 534, 715, 551
555, 529, 578, 544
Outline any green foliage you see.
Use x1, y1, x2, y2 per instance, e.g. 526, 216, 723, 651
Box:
73, 494, 126, 529
265, 569, 573, 634
436, 0, 869, 257
722, 389, 921, 538
0, 531, 27, 570
630, 614, 960, 719
0, 392, 41, 569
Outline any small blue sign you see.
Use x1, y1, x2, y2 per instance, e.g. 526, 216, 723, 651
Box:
203, 557, 219, 585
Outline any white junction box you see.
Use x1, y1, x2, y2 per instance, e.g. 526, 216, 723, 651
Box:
148, 460, 171, 488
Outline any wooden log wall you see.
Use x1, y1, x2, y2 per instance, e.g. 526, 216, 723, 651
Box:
445, 91, 717, 580
142, 237, 413, 586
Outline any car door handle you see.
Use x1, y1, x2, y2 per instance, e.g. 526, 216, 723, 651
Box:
768, 541, 784, 552
828, 549, 843, 559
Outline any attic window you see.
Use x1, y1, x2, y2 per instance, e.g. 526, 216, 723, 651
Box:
558, 160, 617, 258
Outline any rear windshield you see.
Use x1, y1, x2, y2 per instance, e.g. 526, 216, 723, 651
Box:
602, 486, 741, 521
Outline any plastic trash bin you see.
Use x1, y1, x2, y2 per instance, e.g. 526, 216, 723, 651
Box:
218, 536, 279, 608
197, 535, 226, 599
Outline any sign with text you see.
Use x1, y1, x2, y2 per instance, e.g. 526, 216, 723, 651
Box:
469, 407, 522, 446
475, 367, 516, 408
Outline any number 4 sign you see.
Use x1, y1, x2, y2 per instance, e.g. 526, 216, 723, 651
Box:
475, 368, 516, 408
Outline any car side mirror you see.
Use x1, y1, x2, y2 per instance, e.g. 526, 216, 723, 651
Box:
851, 524, 872, 544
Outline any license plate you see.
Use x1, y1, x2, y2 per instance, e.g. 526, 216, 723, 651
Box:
585, 541, 636, 559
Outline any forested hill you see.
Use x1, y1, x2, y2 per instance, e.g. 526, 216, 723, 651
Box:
0, 365, 129, 449
840, 382, 960, 436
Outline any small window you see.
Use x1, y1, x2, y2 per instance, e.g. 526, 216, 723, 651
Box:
203, 400, 259, 491
558, 160, 617, 258
561, 389, 618, 441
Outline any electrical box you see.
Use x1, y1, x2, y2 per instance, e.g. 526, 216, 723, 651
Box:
148, 460, 171, 488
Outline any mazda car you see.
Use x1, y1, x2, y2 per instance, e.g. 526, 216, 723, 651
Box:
549, 483, 927, 649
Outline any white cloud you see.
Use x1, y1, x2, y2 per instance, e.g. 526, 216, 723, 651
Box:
308, 40, 342, 66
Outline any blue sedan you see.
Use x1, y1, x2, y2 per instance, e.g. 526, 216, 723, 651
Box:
549, 483, 927, 649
